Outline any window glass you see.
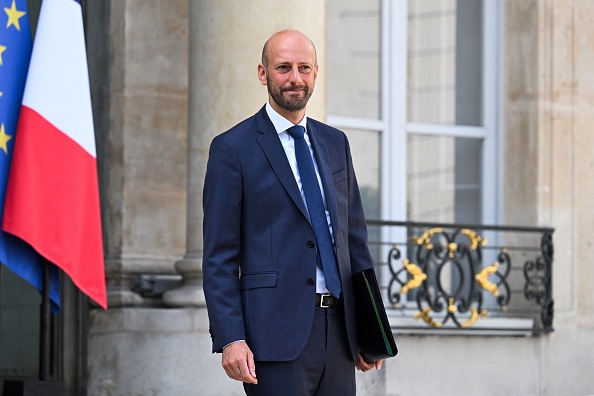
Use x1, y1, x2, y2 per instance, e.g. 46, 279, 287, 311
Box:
343, 128, 381, 261
343, 129, 380, 218
327, 0, 381, 119
328, 0, 489, 227
407, 0, 483, 126
407, 135, 482, 223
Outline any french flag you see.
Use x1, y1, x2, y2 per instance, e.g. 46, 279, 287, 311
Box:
2, 0, 107, 308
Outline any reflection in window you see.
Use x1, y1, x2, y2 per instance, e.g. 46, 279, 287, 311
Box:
408, 0, 483, 126
343, 128, 381, 261
407, 135, 482, 223
327, 0, 381, 120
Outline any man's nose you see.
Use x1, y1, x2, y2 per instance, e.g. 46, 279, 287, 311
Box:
288, 67, 302, 83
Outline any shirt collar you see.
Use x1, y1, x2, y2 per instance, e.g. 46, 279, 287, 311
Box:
265, 101, 308, 136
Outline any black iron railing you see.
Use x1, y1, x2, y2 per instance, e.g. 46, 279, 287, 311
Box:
366, 220, 554, 335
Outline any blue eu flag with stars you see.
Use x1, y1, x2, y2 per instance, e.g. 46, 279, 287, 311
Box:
0, 0, 60, 309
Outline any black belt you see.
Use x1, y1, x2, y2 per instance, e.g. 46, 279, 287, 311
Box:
316, 293, 341, 308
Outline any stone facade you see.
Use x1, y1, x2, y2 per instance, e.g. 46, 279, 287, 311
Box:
81, 0, 594, 395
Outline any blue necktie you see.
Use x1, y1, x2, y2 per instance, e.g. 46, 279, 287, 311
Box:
287, 125, 342, 298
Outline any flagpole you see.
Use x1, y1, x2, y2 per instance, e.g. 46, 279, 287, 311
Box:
39, 260, 51, 382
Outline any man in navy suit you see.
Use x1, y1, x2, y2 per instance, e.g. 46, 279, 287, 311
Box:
203, 29, 382, 395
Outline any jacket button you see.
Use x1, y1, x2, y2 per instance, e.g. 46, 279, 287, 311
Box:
307, 240, 315, 248
307, 278, 314, 286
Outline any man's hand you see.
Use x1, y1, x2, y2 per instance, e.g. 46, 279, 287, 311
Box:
355, 353, 383, 372
222, 341, 258, 384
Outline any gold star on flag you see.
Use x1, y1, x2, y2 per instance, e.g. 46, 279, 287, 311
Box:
0, 123, 13, 154
4, 0, 26, 31
0, 45, 6, 65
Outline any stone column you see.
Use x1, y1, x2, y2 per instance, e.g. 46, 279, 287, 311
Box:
162, 0, 207, 307
101, 0, 189, 308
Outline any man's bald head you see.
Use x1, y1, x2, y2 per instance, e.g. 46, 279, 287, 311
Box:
261, 29, 317, 70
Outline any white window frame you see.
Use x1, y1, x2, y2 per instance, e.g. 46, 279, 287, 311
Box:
328, 0, 502, 231
328, 0, 511, 333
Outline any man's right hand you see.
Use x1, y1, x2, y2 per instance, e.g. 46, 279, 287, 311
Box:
221, 341, 258, 384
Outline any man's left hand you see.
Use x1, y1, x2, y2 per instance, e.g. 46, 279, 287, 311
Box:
355, 354, 383, 372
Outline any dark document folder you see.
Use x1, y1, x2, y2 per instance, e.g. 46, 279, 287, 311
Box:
353, 267, 398, 362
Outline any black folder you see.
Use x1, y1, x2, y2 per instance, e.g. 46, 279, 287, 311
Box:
353, 267, 398, 362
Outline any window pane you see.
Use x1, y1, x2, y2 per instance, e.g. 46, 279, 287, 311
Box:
344, 129, 381, 261
407, 135, 482, 223
327, 0, 381, 119
407, 0, 483, 126
344, 129, 380, 218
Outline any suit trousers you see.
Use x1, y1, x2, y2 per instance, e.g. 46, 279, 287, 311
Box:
243, 305, 356, 396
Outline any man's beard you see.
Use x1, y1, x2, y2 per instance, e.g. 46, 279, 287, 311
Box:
267, 76, 313, 113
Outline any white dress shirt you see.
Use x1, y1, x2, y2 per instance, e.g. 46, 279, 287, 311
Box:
265, 102, 335, 295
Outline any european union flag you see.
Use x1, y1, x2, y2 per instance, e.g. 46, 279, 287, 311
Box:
0, 0, 60, 309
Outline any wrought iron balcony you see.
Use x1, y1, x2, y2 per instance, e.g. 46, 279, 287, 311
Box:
366, 220, 554, 336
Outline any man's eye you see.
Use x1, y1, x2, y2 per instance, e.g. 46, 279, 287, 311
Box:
299, 66, 311, 73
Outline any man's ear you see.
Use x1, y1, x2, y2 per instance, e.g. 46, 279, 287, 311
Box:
257, 63, 268, 86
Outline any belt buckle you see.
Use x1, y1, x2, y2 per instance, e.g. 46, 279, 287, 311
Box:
319, 294, 334, 308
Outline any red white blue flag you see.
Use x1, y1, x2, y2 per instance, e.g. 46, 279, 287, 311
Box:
3, 0, 107, 309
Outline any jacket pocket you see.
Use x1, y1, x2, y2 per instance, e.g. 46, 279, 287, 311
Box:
332, 168, 347, 184
240, 272, 278, 290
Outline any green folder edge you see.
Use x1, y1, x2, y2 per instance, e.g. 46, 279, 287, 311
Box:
363, 275, 395, 357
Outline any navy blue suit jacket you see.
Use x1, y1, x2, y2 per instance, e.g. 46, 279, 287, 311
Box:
202, 106, 374, 362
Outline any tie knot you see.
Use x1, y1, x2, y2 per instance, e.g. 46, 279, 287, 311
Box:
287, 125, 306, 140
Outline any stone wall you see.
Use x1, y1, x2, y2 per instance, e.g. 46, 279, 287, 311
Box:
84, 0, 594, 394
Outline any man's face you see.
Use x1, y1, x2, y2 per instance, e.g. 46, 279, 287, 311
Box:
259, 32, 318, 115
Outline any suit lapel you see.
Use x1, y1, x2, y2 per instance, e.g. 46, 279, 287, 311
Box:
255, 108, 310, 221
308, 122, 340, 243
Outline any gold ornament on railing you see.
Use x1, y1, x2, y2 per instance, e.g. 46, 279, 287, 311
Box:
460, 307, 487, 328
412, 227, 443, 249
415, 307, 443, 328
476, 262, 500, 297
459, 228, 487, 250
401, 258, 427, 294
406, 227, 497, 328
